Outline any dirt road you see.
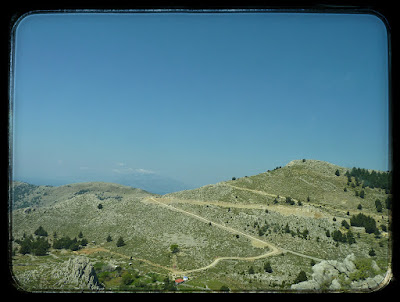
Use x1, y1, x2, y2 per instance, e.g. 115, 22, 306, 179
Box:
146, 196, 324, 272
80, 193, 324, 276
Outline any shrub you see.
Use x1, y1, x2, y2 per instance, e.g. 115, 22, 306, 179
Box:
285, 197, 295, 205
220, 285, 230, 292
121, 271, 134, 285
368, 248, 376, 257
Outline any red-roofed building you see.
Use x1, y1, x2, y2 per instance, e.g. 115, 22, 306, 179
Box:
175, 278, 184, 285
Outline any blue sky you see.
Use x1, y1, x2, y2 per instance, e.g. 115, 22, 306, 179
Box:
12, 12, 390, 190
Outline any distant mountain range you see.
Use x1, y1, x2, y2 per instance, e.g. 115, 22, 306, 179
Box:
16, 171, 195, 195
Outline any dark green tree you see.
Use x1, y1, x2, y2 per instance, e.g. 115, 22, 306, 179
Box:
80, 238, 88, 246
341, 220, 350, 229
346, 230, 356, 244
220, 285, 230, 292
375, 199, 383, 212
163, 277, 177, 291
284, 223, 290, 233
116, 236, 125, 247
294, 270, 308, 284
19, 237, 32, 255
34, 226, 48, 237
332, 230, 347, 243
264, 262, 273, 273
106, 235, 112, 242
170, 244, 180, 254
350, 213, 378, 234
335, 169, 340, 176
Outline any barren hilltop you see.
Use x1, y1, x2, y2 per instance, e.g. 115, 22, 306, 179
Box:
10, 159, 392, 292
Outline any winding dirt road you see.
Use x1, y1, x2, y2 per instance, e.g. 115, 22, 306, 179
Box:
145, 196, 283, 274
144, 196, 324, 273
79, 192, 324, 276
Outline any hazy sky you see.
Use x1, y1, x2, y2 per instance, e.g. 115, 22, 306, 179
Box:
12, 12, 390, 189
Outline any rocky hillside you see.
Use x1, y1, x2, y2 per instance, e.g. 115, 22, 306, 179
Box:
10, 159, 392, 292
167, 159, 390, 218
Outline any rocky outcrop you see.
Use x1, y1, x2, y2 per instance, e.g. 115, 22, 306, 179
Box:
291, 254, 385, 291
52, 256, 103, 290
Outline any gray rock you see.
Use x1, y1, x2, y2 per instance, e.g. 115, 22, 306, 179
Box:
52, 256, 103, 290
371, 260, 380, 272
350, 275, 384, 290
342, 253, 356, 275
329, 279, 341, 290
311, 261, 339, 286
291, 280, 320, 290
290, 253, 383, 292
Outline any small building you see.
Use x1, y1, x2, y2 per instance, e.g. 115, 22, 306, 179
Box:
175, 278, 184, 285
183, 276, 188, 281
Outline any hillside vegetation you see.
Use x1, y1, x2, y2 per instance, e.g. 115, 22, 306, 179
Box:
10, 159, 392, 292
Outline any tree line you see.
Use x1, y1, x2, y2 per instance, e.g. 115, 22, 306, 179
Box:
346, 167, 391, 192
14, 226, 89, 255
350, 213, 379, 235
14, 226, 130, 256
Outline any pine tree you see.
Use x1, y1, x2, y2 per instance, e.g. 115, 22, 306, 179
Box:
116, 236, 125, 247
294, 271, 308, 284
341, 220, 350, 229
375, 199, 383, 212
264, 262, 273, 273
34, 226, 48, 237
346, 230, 356, 244
106, 235, 112, 242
